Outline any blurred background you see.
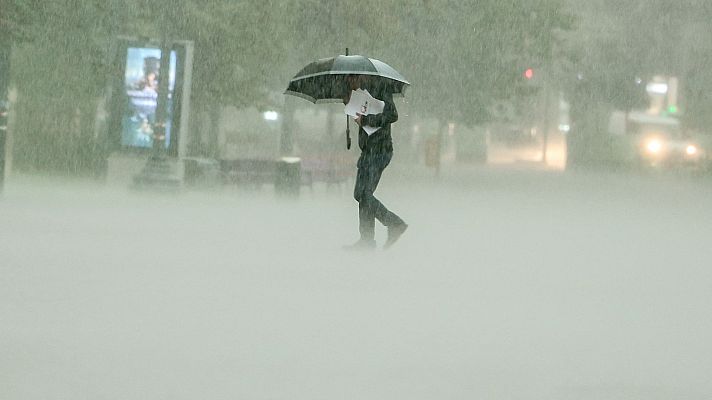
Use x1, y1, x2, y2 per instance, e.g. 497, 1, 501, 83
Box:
1, 0, 712, 183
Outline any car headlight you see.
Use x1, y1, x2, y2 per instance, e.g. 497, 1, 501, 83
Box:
646, 139, 663, 154
686, 144, 698, 156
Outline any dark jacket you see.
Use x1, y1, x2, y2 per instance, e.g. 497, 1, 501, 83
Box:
358, 86, 398, 154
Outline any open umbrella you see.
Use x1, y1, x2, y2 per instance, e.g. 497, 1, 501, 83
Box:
285, 54, 409, 103
285, 50, 409, 149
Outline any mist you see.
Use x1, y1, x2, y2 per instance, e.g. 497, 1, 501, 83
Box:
3, 167, 711, 399
2, 1, 712, 399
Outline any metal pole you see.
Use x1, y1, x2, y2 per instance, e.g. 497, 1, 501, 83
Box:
280, 98, 295, 156
0, 39, 11, 194
542, 80, 550, 164
541, 33, 553, 165
153, 36, 171, 154
345, 48, 351, 150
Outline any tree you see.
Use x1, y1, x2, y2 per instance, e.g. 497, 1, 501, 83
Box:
3, 0, 295, 170
2, 1, 121, 173
379, 0, 574, 127
0, 0, 580, 175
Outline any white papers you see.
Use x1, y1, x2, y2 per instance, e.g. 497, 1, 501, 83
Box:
344, 89, 385, 117
344, 89, 385, 136
360, 125, 381, 136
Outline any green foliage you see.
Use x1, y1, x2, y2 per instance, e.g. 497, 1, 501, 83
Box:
683, 48, 712, 132
5, 1, 124, 174
389, 0, 574, 125
3, 0, 295, 173
2, 0, 579, 174
0, 0, 37, 43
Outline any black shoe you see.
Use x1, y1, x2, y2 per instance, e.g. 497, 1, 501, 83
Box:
343, 238, 377, 251
384, 223, 408, 249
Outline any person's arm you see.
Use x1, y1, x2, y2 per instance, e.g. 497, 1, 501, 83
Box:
360, 91, 398, 128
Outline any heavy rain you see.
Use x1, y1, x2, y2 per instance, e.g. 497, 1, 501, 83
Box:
1, 1, 712, 399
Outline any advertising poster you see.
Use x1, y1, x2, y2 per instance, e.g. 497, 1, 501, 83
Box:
121, 47, 177, 149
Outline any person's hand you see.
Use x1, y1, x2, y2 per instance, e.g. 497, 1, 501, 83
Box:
355, 113, 363, 126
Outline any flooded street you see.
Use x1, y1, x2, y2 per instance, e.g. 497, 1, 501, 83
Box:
2, 167, 711, 399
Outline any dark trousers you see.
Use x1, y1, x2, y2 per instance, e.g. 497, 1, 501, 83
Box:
353, 151, 404, 241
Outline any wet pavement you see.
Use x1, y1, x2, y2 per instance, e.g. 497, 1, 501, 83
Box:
1, 167, 711, 399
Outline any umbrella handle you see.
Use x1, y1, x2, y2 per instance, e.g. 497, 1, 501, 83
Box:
346, 115, 351, 150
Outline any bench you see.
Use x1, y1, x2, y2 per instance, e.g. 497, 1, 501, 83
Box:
300, 157, 352, 188
219, 156, 353, 191
219, 159, 278, 188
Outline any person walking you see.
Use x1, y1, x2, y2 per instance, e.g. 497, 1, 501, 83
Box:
343, 75, 408, 250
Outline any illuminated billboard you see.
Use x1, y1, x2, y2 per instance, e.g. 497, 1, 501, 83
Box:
99, 37, 193, 184
121, 47, 177, 150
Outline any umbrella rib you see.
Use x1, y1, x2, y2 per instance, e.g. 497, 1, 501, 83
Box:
290, 70, 410, 85
283, 90, 318, 103
283, 90, 347, 104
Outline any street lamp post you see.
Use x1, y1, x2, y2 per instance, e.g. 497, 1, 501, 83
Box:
541, 29, 555, 166
0, 39, 11, 194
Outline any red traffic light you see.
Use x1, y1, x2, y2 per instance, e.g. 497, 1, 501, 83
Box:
524, 68, 534, 79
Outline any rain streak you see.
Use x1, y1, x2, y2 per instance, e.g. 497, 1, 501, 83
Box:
1, 1, 712, 399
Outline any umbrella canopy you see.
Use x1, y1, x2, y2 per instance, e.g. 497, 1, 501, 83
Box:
285, 55, 410, 103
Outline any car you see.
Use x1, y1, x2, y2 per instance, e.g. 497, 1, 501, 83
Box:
636, 132, 706, 170
609, 111, 707, 171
